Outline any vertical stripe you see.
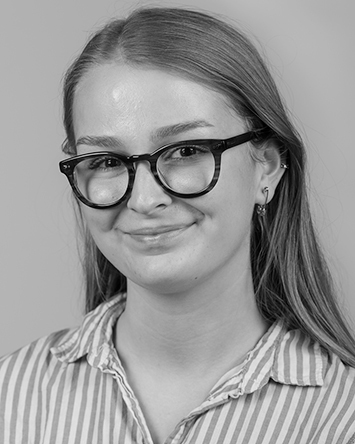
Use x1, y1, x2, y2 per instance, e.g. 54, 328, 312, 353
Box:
87, 368, 104, 443
226, 391, 254, 442
97, 372, 109, 442
273, 382, 309, 442
238, 386, 269, 441
218, 394, 251, 443
314, 363, 355, 442
75, 364, 101, 444
36, 343, 63, 441
289, 385, 322, 442
45, 359, 69, 442
21, 337, 53, 441
1, 348, 24, 444
113, 382, 125, 441
295, 331, 305, 382
65, 360, 90, 442
254, 381, 283, 443
338, 415, 355, 443
73, 362, 94, 443
206, 403, 232, 444
61, 361, 81, 441
9, 345, 37, 442
267, 383, 299, 443
280, 330, 292, 382
195, 403, 223, 443
306, 357, 343, 441
184, 410, 204, 443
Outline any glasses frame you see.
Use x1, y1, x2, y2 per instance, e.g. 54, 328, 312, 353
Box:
59, 129, 266, 209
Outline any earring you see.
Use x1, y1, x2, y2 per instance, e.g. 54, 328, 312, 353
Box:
256, 187, 269, 217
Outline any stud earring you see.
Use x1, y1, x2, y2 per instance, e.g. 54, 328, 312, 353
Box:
256, 187, 269, 217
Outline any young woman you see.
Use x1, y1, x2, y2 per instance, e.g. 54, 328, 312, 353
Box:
1, 7, 355, 444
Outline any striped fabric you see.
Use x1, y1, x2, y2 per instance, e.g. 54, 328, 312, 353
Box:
1, 295, 355, 443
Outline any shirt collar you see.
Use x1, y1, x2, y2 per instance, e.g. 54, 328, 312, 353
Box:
246, 320, 325, 389
51, 295, 125, 365
51, 296, 326, 394
211, 321, 326, 403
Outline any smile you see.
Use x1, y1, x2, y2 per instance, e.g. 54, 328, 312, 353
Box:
124, 223, 195, 246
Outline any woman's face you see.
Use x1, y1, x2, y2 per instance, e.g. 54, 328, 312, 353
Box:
73, 64, 266, 294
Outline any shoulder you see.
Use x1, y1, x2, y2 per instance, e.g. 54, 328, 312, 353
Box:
0, 328, 74, 364
0, 329, 75, 398
0, 296, 124, 407
255, 325, 355, 441
269, 324, 355, 403
272, 325, 355, 386
322, 347, 355, 397
308, 349, 355, 440
273, 326, 355, 435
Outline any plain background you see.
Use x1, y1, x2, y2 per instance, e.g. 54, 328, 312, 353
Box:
0, 0, 354, 357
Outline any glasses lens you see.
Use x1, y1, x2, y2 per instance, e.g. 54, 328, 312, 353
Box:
157, 144, 215, 194
74, 155, 129, 205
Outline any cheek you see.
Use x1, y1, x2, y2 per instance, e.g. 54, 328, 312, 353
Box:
87, 181, 120, 204
81, 206, 125, 267
218, 152, 258, 210
80, 205, 119, 235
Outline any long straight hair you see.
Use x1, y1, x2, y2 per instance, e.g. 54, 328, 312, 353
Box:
62, 7, 355, 366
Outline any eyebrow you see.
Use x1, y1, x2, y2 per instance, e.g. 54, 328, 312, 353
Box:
75, 120, 214, 149
151, 120, 214, 141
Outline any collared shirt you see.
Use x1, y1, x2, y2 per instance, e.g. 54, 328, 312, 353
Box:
1, 295, 355, 444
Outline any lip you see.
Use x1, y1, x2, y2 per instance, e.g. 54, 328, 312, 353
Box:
123, 223, 195, 245
125, 224, 193, 236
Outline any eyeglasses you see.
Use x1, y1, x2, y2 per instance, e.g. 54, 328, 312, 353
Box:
59, 129, 266, 209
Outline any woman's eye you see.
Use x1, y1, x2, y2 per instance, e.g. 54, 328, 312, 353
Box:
169, 145, 208, 159
179, 146, 198, 157
88, 157, 122, 170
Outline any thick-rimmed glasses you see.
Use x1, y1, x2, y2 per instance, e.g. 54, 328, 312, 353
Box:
59, 130, 265, 209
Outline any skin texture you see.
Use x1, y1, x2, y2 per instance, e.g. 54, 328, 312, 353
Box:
73, 64, 284, 443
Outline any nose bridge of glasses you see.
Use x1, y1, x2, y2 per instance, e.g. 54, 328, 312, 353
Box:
128, 154, 168, 204
127, 158, 161, 194
129, 152, 152, 161
127, 152, 158, 175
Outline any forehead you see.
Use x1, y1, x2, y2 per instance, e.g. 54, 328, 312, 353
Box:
72, 64, 243, 144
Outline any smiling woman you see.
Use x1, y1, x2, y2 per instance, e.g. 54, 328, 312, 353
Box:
1, 6, 355, 444
69, 66, 271, 299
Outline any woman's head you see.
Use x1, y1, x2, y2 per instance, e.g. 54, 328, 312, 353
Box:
69, 63, 285, 297
61, 8, 355, 369
62, 6, 304, 310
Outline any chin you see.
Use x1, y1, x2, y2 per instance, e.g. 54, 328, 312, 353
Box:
119, 249, 199, 290
126, 266, 200, 296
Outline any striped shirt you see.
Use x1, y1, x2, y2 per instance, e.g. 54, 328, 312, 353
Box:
1, 295, 355, 443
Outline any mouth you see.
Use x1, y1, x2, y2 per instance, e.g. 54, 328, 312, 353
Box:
127, 225, 190, 235
124, 223, 195, 244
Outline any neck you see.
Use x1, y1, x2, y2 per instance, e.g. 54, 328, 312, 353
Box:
115, 266, 269, 375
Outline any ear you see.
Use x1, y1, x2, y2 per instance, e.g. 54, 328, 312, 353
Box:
255, 143, 287, 205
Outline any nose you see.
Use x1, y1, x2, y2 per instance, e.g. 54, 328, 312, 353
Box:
126, 162, 173, 214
